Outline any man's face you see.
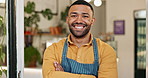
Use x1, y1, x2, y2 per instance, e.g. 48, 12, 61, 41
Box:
66, 5, 95, 38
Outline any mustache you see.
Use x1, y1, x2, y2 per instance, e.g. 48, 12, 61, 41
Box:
71, 22, 87, 27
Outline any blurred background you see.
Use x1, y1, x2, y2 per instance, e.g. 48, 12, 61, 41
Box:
0, 0, 146, 78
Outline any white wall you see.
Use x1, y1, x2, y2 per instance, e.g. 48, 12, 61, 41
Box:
0, 4, 5, 16
91, 1, 106, 37
106, 0, 146, 78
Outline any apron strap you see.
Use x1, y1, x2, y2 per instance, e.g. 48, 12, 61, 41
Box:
93, 38, 99, 62
62, 38, 99, 63
62, 39, 68, 58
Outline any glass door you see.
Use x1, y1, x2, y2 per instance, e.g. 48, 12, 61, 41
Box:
134, 10, 146, 78
0, 0, 24, 78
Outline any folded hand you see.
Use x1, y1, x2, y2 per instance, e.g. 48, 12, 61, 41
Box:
54, 61, 64, 71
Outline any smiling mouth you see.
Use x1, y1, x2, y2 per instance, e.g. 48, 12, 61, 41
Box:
74, 26, 85, 29
72, 23, 87, 29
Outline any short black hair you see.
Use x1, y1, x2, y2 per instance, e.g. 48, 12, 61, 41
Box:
68, 0, 94, 15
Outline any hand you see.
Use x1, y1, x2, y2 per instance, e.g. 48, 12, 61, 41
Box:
54, 61, 64, 71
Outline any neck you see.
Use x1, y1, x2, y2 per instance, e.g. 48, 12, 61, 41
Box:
70, 32, 91, 47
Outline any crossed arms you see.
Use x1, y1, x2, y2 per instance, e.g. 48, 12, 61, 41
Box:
42, 43, 118, 78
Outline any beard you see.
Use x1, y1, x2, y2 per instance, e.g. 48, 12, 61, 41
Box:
69, 22, 91, 38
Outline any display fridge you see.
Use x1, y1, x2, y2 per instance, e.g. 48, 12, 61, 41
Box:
134, 10, 146, 78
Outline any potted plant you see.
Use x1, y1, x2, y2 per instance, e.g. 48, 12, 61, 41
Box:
0, 45, 7, 78
24, 1, 55, 54
61, 6, 69, 22
24, 46, 41, 67
0, 16, 7, 77
24, 2, 53, 67
24, 1, 54, 34
58, 6, 69, 34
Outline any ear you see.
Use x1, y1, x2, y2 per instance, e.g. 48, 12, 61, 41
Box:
91, 18, 96, 26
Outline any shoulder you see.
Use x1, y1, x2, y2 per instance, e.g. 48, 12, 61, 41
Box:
95, 38, 116, 57
95, 38, 111, 48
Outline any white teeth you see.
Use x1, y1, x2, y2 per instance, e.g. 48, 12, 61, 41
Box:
75, 26, 83, 29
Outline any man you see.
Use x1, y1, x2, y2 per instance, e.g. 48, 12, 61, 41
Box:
42, 0, 118, 78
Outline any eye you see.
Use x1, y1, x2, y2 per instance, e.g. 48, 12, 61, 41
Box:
70, 15, 77, 17
82, 15, 89, 18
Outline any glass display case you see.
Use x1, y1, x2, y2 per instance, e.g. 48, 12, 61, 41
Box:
134, 10, 146, 78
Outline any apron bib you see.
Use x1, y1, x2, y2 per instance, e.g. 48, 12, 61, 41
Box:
61, 38, 99, 77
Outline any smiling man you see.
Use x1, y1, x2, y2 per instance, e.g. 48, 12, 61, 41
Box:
42, 0, 118, 78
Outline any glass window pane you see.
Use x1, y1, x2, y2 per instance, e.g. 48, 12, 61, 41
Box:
0, 2, 7, 78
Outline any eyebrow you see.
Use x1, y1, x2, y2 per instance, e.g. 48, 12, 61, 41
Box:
70, 12, 89, 15
70, 12, 78, 15
82, 13, 89, 15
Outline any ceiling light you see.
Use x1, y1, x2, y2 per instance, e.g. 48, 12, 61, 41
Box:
94, 0, 102, 7
0, 0, 5, 3
84, 0, 91, 2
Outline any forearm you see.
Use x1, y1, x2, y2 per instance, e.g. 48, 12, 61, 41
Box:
42, 59, 96, 78
44, 70, 96, 78
98, 44, 118, 78
42, 44, 96, 78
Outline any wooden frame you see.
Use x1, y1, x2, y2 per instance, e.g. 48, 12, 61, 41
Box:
114, 20, 125, 35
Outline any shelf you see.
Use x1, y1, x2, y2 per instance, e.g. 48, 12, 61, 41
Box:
137, 34, 146, 37
24, 33, 65, 36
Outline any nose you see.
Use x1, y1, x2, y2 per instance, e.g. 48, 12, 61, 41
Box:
76, 15, 83, 23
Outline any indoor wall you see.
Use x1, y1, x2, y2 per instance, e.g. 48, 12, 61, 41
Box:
106, 0, 146, 78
